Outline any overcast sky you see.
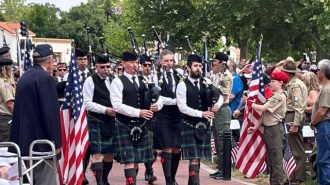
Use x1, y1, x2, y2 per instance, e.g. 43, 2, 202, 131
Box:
26, 0, 87, 11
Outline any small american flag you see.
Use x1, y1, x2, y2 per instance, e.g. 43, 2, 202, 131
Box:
231, 145, 239, 164
58, 53, 89, 185
211, 136, 216, 155
235, 38, 267, 178
283, 142, 296, 177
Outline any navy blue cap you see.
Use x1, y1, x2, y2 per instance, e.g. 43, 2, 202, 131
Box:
33, 44, 53, 58
122, 50, 138, 62
0, 47, 10, 55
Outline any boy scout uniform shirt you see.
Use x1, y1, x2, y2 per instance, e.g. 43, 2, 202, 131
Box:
0, 78, 15, 116
286, 76, 308, 126
262, 90, 287, 126
311, 83, 330, 121
212, 70, 233, 103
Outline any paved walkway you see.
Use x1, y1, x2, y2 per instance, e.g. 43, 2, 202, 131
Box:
86, 159, 250, 185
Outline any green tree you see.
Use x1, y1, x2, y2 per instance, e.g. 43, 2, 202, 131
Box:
0, 0, 29, 22
27, 3, 61, 38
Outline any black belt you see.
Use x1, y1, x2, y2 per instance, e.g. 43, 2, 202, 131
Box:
0, 115, 11, 118
286, 111, 295, 114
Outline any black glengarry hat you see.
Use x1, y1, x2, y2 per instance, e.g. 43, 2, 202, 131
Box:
187, 54, 202, 66
214, 52, 228, 62
75, 48, 87, 57
95, 54, 110, 64
122, 50, 138, 62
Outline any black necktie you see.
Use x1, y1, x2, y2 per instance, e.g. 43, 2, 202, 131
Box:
81, 72, 86, 83
132, 76, 139, 91
166, 71, 173, 92
194, 80, 199, 90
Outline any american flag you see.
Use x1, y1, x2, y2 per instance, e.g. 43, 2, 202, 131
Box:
235, 38, 267, 178
58, 53, 89, 185
231, 145, 239, 164
23, 39, 32, 71
283, 141, 296, 177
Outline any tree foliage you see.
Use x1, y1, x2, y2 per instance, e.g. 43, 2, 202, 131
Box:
0, 0, 329, 62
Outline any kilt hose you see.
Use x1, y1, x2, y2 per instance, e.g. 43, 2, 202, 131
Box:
181, 121, 212, 160
87, 116, 116, 154
114, 119, 154, 164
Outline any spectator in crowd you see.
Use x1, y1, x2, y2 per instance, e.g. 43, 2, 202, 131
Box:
282, 60, 308, 184
0, 58, 15, 142
10, 44, 62, 185
0, 47, 11, 59
227, 60, 243, 112
310, 59, 330, 185
56, 62, 68, 82
302, 72, 320, 125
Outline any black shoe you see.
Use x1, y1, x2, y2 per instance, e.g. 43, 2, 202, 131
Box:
213, 172, 224, 180
283, 180, 303, 185
145, 171, 157, 184
209, 171, 221, 178
171, 177, 178, 185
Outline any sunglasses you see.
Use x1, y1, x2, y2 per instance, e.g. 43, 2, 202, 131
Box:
117, 67, 123, 70
58, 68, 67, 72
100, 65, 111, 69
143, 64, 151, 67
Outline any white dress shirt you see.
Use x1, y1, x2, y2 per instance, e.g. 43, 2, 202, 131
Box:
176, 76, 224, 118
83, 75, 111, 114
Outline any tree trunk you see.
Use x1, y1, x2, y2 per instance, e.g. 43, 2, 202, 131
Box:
238, 38, 248, 60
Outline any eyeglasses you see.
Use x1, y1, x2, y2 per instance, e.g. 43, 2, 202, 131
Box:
100, 65, 111, 69
58, 68, 67, 72
143, 64, 151, 67
117, 67, 123, 70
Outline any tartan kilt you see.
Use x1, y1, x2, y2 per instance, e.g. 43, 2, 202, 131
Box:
181, 121, 212, 160
87, 116, 116, 154
114, 119, 154, 164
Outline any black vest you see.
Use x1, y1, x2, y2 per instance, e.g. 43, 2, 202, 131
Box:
183, 78, 208, 122
117, 75, 146, 123
158, 70, 181, 114
88, 74, 113, 123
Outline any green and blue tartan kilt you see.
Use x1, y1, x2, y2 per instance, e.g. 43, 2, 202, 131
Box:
114, 119, 154, 164
181, 121, 212, 160
87, 116, 116, 154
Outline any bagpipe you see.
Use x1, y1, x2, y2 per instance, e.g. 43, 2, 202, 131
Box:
98, 36, 116, 80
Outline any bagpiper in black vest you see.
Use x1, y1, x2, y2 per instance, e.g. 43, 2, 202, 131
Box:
87, 74, 113, 124
117, 75, 146, 124
183, 78, 209, 123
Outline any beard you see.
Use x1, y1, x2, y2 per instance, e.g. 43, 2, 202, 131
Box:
190, 70, 201, 79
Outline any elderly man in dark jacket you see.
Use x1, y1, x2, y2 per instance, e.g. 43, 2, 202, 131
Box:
10, 44, 61, 185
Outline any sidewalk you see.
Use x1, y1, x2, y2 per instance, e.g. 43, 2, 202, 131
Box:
86, 159, 251, 185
